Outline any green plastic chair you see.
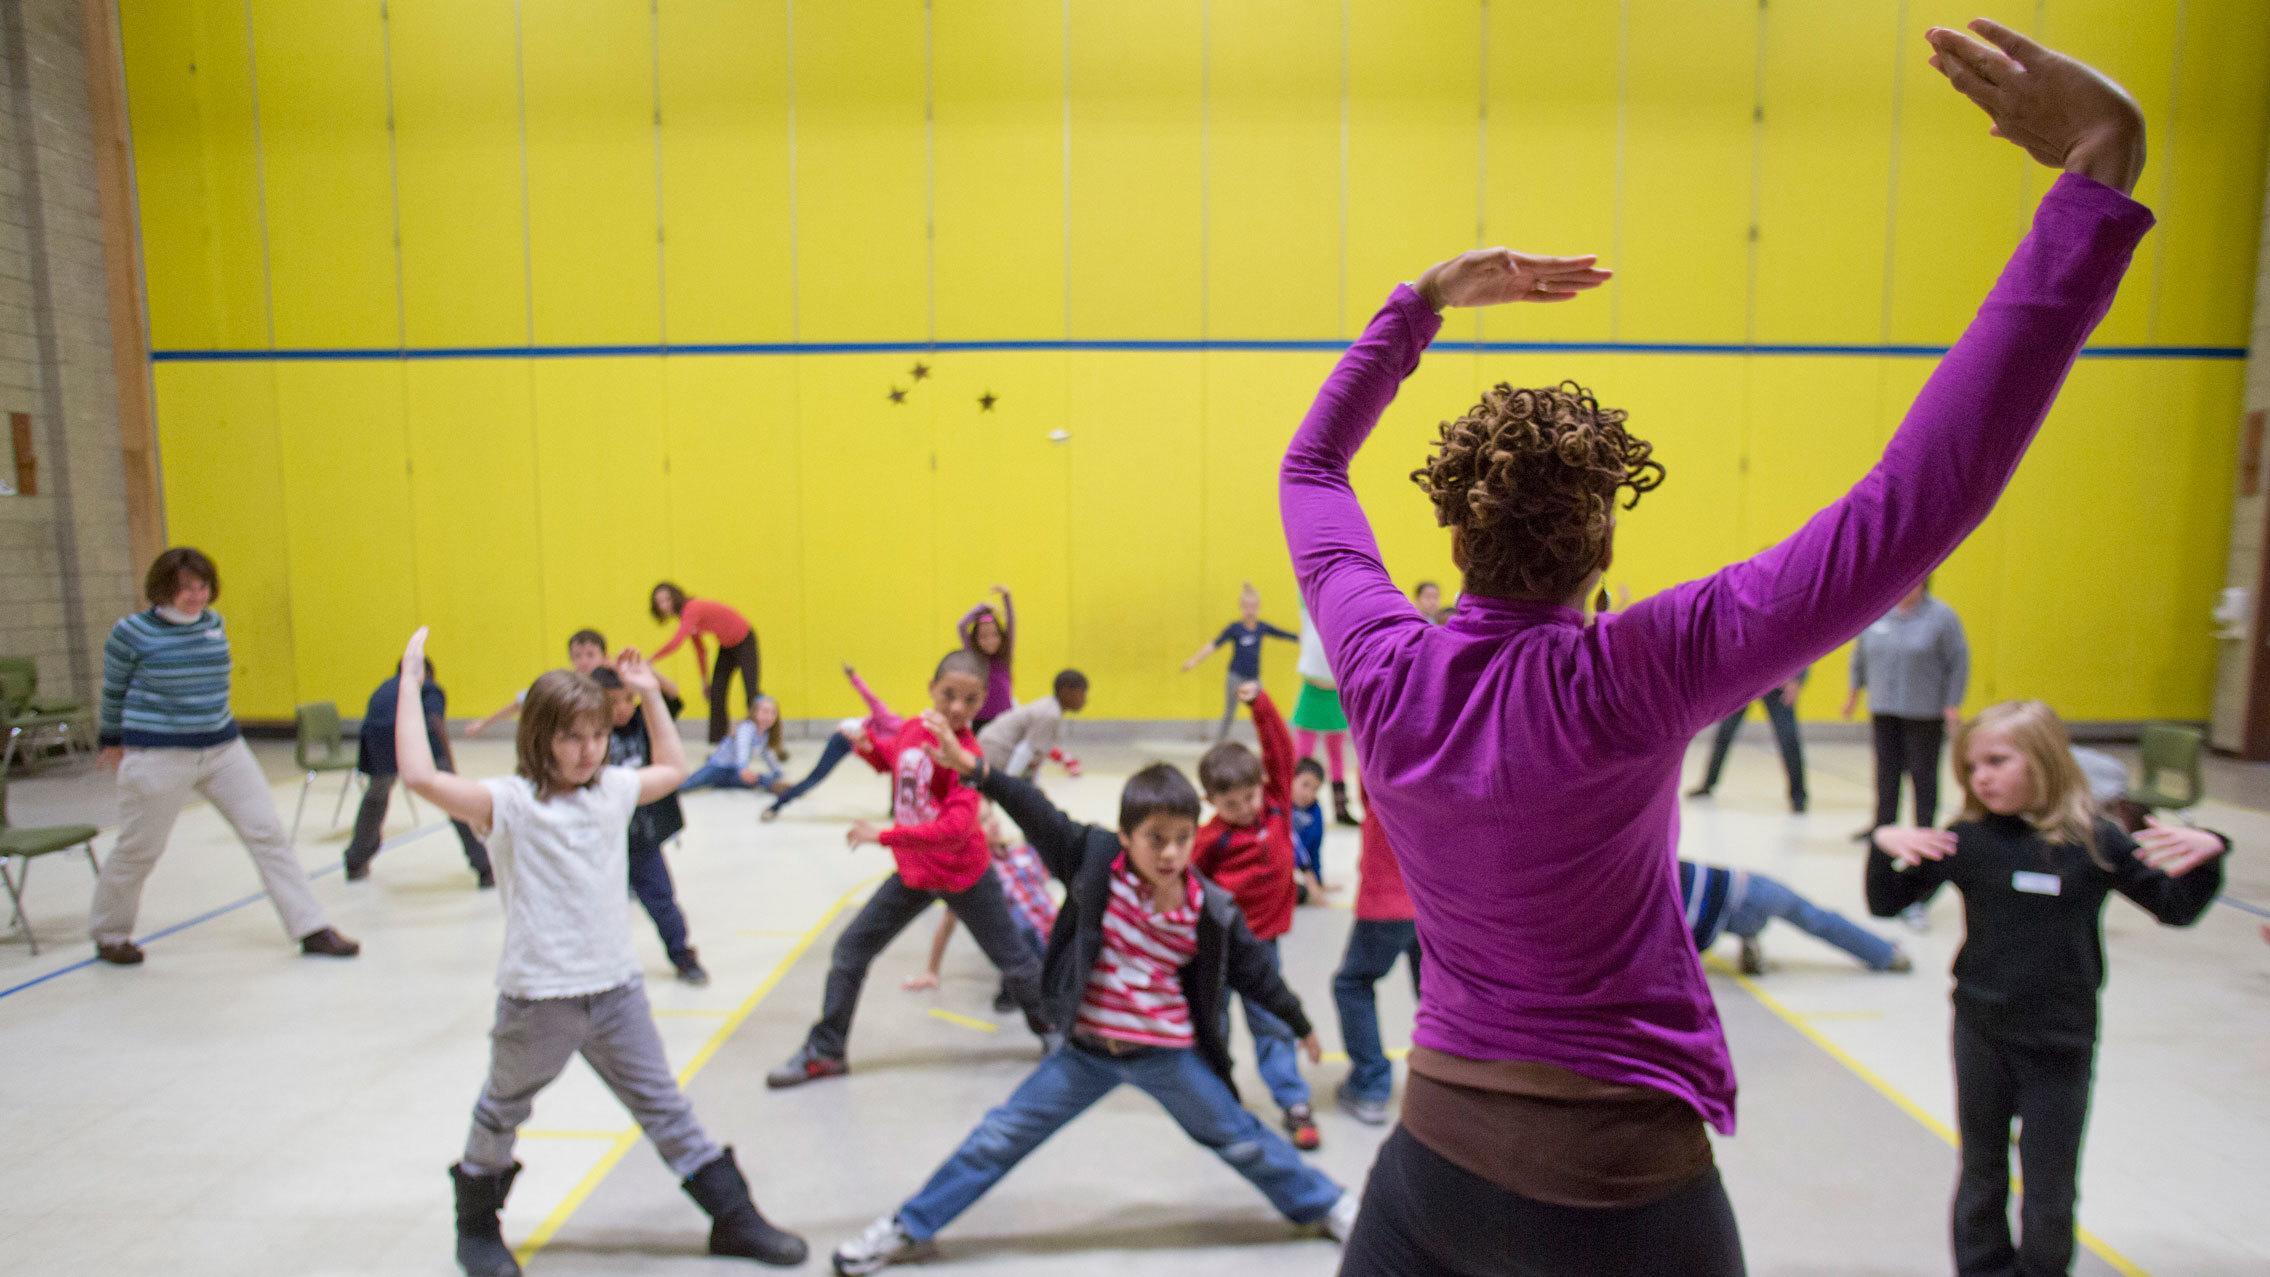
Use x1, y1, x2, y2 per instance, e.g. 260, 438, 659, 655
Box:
2127, 724, 2205, 811
0, 661, 85, 774
290, 702, 362, 847
0, 750, 100, 956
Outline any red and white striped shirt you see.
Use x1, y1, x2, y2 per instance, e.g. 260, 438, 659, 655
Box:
1075, 856, 1202, 1048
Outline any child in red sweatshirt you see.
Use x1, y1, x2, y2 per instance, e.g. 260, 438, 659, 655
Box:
767, 651, 1055, 1088
1194, 681, 1318, 1148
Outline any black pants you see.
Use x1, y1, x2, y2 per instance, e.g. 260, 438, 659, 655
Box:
1951, 1012, 2095, 1277
627, 836, 693, 966
805, 872, 1047, 1059
1871, 713, 1945, 829
707, 632, 761, 744
1341, 1126, 1746, 1276
1698, 688, 1807, 806
345, 772, 489, 875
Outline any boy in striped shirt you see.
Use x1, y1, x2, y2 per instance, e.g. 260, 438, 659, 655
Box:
832, 718, 1356, 1274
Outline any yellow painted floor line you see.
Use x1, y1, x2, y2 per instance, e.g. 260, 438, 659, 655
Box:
736, 929, 809, 939
518, 1129, 635, 1142
1723, 967, 2149, 1277
928, 1008, 1000, 1034
515, 874, 887, 1262
1796, 1010, 1884, 1022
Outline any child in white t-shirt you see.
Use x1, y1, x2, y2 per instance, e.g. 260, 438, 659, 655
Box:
391, 628, 805, 1276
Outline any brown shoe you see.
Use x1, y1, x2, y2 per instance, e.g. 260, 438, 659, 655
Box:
95, 940, 145, 966
299, 927, 361, 958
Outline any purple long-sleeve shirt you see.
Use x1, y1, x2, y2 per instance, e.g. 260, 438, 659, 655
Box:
1281, 174, 2152, 1134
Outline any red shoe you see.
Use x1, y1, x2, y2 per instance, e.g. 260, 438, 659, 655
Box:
1284, 1103, 1322, 1151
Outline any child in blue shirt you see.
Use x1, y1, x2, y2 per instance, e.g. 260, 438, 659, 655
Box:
1290, 757, 1328, 902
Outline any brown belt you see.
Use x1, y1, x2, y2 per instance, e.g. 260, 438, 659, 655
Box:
1072, 1030, 1157, 1057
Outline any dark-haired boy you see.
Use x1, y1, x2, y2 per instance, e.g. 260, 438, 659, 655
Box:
768, 651, 1054, 1088
831, 731, 1354, 1274
467, 628, 653, 738
1194, 682, 1319, 1148
592, 664, 707, 987
975, 668, 1090, 780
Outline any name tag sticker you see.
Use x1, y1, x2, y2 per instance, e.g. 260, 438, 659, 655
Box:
2012, 870, 2062, 896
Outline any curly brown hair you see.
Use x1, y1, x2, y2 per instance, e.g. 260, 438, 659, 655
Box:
1410, 381, 1664, 602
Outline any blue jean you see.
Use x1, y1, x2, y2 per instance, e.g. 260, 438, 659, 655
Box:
1239, 939, 1311, 1112
679, 760, 781, 793
626, 838, 692, 965
769, 730, 855, 811
1724, 872, 1899, 970
1332, 919, 1422, 1102
895, 1040, 1343, 1241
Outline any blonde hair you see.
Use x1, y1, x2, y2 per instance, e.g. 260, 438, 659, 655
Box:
750, 694, 786, 756
1954, 700, 2106, 867
517, 670, 611, 800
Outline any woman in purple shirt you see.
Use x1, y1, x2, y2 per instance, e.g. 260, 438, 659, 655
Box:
1283, 23, 2151, 1275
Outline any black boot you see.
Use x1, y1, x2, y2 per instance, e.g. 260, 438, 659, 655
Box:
682, 1147, 808, 1266
1331, 780, 1359, 827
450, 1162, 523, 1277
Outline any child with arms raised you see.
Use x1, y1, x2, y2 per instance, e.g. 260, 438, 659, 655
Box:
391, 629, 804, 1276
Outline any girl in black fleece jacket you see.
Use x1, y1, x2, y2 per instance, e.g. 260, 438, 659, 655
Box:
1867, 700, 2225, 1277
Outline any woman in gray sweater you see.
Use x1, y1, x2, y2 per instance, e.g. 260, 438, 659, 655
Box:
1844, 579, 1970, 846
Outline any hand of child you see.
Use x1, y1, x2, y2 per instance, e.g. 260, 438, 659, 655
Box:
990, 583, 1010, 598
401, 626, 430, 685
901, 971, 940, 992
920, 711, 980, 774
1300, 1033, 1323, 1065
841, 661, 857, 678
614, 648, 660, 695
1874, 825, 1955, 868
2134, 815, 2227, 878
846, 819, 883, 849
738, 767, 762, 786
1236, 681, 1260, 705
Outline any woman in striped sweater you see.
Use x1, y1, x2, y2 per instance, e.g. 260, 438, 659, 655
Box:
89, 548, 358, 964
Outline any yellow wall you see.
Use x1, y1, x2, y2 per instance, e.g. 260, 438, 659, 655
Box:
122, 1, 2270, 726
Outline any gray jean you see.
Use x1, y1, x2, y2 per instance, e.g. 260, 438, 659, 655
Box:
463, 980, 720, 1178
1216, 667, 1246, 742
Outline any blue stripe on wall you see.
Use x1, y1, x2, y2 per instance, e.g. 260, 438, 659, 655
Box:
149, 338, 2249, 363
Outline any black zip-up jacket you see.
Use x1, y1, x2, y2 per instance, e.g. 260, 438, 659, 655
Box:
971, 765, 1312, 1094
1867, 813, 2223, 1049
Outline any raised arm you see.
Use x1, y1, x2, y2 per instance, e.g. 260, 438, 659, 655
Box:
395, 629, 492, 826
615, 648, 687, 803
995, 585, 1016, 650
925, 715, 1089, 881
1597, 26, 2152, 739
1247, 687, 1297, 809
844, 664, 905, 739
1282, 249, 1609, 681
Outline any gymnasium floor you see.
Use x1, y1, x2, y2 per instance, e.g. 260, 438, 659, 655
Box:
2, 729, 2264, 1275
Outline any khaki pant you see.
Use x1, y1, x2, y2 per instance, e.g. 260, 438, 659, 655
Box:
89, 739, 330, 946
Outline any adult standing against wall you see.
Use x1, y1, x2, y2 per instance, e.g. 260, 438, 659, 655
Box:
89, 548, 360, 965
1844, 580, 1970, 846
651, 582, 760, 745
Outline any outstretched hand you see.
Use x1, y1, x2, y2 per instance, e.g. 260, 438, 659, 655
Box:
614, 647, 659, 696
1874, 825, 1957, 868
1414, 249, 1611, 312
1925, 19, 2145, 194
920, 709, 980, 774
2133, 815, 2227, 879
401, 627, 430, 686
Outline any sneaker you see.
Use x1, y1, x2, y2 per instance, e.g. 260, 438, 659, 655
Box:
476, 868, 496, 890
1283, 1103, 1322, 1151
1335, 1082, 1389, 1127
1324, 1190, 1360, 1244
299, 927, 361, 958
766, 1043, 848, 1090
1899, 903, 1931, 934
1790, 794, 1808, 814
94, 940, 144, 966
760, 805, 783, 824
1886, 948, 1915, 974
342, 855, 372, 882
833, 1213, 930, 1275
1738, 936, 1766, 976
991, 986, 1016, 1015
1684, 786, 1712, 799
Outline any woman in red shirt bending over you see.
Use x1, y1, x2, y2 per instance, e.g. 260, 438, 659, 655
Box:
651, 582, 761, 745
